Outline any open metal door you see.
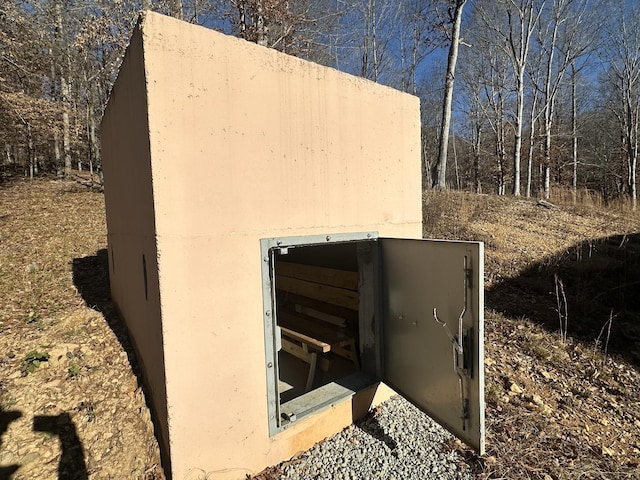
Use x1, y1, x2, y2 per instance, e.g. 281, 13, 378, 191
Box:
379, 238, 485, 454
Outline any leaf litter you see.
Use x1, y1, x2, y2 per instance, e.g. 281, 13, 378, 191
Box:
2, 178, 640, 480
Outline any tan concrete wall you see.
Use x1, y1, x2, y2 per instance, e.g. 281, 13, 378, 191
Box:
102, 11, 422, 479
100, 20, 171, 469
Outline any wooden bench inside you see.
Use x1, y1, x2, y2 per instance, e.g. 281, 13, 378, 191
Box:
276, 261, 360, 391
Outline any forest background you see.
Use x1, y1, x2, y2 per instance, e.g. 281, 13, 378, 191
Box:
1, 0, 639, 208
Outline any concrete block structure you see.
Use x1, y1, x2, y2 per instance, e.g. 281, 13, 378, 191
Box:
101, 12, 483, 480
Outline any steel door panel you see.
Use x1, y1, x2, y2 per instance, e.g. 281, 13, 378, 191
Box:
380, 238, 485, 453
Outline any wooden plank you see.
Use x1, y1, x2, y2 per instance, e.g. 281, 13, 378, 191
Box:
279, 311, 353, 348
280, 325, 331, 353
276, 261, 359, 290
276, 275, 359, 310
281, 312, 360, 368
278, 292, 358, 326
281, 338, 317, 361
306, 351, 318, 391
281, 338, 330, 371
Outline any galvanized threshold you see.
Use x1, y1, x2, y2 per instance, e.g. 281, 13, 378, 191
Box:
279, 372, 377, 427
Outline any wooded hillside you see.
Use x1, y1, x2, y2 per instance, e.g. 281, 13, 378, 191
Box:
1, 0, 639, 205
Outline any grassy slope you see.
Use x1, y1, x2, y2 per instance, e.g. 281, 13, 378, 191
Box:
2, 178, 639, 479
424, 190, 640, 479
0, 178, 164, 479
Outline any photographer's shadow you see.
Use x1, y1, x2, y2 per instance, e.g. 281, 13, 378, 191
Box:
1, 410, 22, 480
33, 413, 87, 480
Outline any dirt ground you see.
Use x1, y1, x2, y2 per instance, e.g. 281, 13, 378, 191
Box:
1, 177, 640, 479
0, 178, 164, 480
422, 190, 640, 480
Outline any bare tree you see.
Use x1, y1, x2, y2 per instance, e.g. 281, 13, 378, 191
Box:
459, 60, 487, 193
356, 0, 406, 83
458, 28, 496, 193
53, 0, 73, 177
461, 6, 523, 194
600, 0, 640, 208
398, 1, 440, 95
433, 0, 467, 190
170, 0, 184, 19
0, 0, 60, 176
535, 0, 593, 199
224, 0, 334, 56
570, 60, 578, 193
475, 0, 544, 196
525, 72, 541, 197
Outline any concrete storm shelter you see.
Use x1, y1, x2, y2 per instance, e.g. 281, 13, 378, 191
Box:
101, 12, 485, 480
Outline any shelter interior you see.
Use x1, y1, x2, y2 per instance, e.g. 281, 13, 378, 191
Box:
267, 239, 380, 428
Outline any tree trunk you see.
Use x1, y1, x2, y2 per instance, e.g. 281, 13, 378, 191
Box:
411, 23, 419, 95
361, 0, 374, 79
542, 33, 557, 201
497, 90, 506, 195
238, 0, 247, 38
513, 71, 523, 196
62, 90, 71, 176
255, 1, 267, 46
54, 130, 62, 176
497, 121, 506, 195
371, 0, 378, 82
544, 164, 551, 199
27, 125, 34, 180
510, 2, 539, 196
422, 129, 433, 188
55, 1, 72, 177
571, 63, 578, 198
434, 0, 466, 190
543, 118, 552, 200
89, 104, 99, 180
626, 91, 638, 209
526, 93, 538, 198
473, 124, 482, 194
452, 127, 460, 189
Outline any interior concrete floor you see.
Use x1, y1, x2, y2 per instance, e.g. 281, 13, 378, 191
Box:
278, 349, 359, 403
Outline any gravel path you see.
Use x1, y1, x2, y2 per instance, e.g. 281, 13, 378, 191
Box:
280, 396, 474, 480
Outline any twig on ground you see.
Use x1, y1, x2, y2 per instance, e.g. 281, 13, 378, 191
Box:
554, 273, 568, 344
594, 309, 616, 366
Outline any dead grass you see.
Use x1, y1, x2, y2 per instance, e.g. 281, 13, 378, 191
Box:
423, 189, 640, 480
478, 310, 640, 480
0, 177, 164, 479
551, 186, 638, 216
0, 178, 105, 328
2, 178, 640, 480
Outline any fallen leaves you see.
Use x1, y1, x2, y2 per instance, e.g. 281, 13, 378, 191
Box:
0, 179, 165, 480
601, 445, 615, 456
509, 382, 523, 394
481, 310, 640, 480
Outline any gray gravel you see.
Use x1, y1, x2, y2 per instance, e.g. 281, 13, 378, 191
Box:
280, 396, 474, 480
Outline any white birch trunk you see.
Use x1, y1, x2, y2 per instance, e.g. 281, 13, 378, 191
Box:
434, 0, 466, 190
526, 91, 538, 198
571, 63, 578, 198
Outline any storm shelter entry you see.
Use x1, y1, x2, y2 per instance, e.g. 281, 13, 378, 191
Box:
261, 232, 485, 454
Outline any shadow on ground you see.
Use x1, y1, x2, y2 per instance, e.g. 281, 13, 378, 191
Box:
355, 408, 398, 454
487, 233, 640, 368
0, 410, 21, 480
71, 249, 140, 378
1, 410, 87, 480
72, 249, 170, 476
33, 413, 88, 480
